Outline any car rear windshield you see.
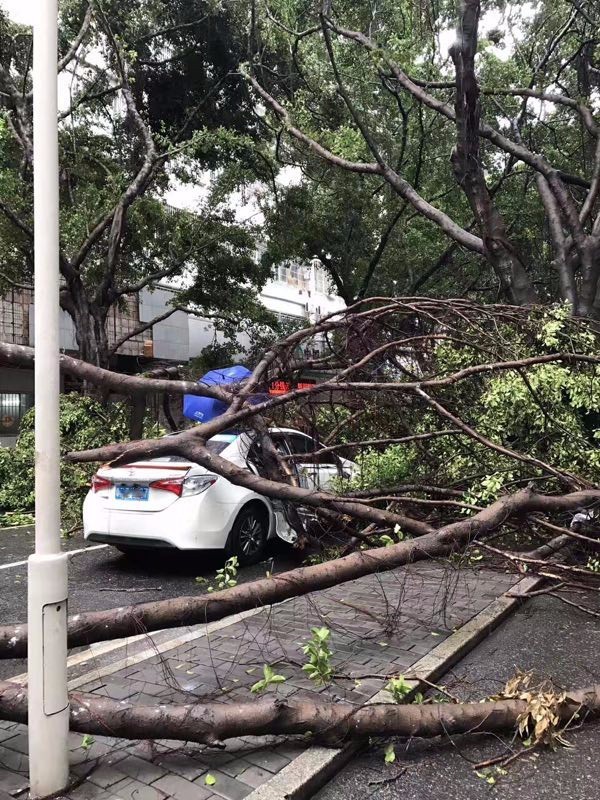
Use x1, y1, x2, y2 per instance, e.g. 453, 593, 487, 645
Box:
154, 432, 238, 460
206, 433, 239, 454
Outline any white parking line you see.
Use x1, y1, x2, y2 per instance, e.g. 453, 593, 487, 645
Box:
0, 543, 108, 571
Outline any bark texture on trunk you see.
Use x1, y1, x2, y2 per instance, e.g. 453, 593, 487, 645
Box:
0, 488, 598, 660
450, 0, 537, 305
0, 679, 598, 745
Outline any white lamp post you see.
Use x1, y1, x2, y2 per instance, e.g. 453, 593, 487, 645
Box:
27, 0, 70, 794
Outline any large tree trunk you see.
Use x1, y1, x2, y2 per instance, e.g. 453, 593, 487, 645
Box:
0, 489, 596, 660
450, 0, 537, 305
0, 678, 598, 745
63, 276, 112, 373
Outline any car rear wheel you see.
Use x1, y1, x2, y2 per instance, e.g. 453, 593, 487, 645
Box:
227, 506, 268, 566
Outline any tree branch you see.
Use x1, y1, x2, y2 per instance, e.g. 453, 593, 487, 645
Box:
1, 487, 599, 657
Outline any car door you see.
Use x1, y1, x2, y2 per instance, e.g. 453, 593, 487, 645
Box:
246, 432, 298, 543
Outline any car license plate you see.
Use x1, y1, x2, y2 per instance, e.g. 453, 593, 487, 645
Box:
115, 483, 149, 501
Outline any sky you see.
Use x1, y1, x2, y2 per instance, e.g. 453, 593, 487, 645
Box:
0, 0, 34, 25
1, 0, 538, 214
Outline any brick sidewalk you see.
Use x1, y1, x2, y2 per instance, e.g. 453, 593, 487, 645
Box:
0, 563, 516, 800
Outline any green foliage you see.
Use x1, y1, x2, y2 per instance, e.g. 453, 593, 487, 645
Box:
318, 310, 599, 554
335, 445, 415, 494
80, 734, 95, 751
385, 675, 423, 704
257, 0, 600, 307
379, 526, 410, 547
383, 742, 396, 764
0, 393, 162, 530
0, 2, 275, 366
586, 557, 600, 574
206, 556, 239, 592
301, 626, 333, 685
306, 545, 343, 565
0, 511, 35, 529
385, 675, 413, 703
250, 664, 287, 693
475, 766, 507, 785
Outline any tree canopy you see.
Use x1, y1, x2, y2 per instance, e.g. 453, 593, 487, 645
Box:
254, 0, 600, 314
0, 0, 275, 368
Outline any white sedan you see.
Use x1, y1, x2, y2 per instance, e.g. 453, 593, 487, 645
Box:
83, 428, 355, 564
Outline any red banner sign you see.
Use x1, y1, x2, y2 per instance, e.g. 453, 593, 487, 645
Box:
268, 380, 316, 396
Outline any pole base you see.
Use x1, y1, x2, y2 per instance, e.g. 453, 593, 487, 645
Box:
28, 553, 69, 797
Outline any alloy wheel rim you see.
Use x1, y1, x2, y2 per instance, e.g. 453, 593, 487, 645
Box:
239, 515, 263, 555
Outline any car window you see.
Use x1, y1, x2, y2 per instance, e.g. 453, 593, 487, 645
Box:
287, 433, 314, 455
247, 433, 290, 466
206, 433, 239, 455
162, 431, 238, 457
287, 433, 338, 466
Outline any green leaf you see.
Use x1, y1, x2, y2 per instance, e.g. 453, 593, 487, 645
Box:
204, 774, 217, 786
384, 743, 396, 764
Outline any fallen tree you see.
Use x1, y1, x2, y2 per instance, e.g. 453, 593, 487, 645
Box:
0, 678, 598, 744
0, 488, 597, 658
2, 0, 600, 761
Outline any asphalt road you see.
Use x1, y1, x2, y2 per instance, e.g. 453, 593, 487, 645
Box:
0, 525, 298, 681
316, 592, 600, 800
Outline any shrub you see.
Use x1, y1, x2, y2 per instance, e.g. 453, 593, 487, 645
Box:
0, 393, 162, 531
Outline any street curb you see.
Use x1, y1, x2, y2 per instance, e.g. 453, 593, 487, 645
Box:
246, 572, 543, 800
0, 524, 34, 532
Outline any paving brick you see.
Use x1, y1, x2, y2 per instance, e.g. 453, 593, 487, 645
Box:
0, 727, 20, 744
242, 750, 290, 774
155, 753, 207, 781
97, 682, 141, 701
0, 766, 29, 794
236, 765, 273, 789
103, 777, 167, 800
69, 779, 114, 800
0, 564, 518, 800
1, 731, 28, 754
0, 721, 18, 731
86, 763, 130, 789
207, 759, 252, 780
0, 744, 28, 772
70, 739, 116, 765
195, 771, 252, 800
152, 774, 212, 800
116, 755, 167, 784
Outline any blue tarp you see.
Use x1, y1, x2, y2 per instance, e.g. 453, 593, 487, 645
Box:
183, 366, 253, 422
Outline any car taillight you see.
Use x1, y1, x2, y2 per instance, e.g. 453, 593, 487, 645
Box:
91, 474, 111, 493
150, 477, 184, 496
182, 476, 217, 497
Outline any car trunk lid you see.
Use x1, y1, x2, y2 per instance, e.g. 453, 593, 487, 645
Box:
97, 462, 194, 512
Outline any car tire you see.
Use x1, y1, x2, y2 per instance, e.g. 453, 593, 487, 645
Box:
226, 505, 268, 566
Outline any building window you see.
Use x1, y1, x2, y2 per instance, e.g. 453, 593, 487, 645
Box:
275, 311, 306, 328
314, 267, 329, 294
0, 393, 33, 435
275, 263, 308, 288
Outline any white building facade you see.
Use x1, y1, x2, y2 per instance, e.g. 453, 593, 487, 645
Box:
188, 259, 346, 359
